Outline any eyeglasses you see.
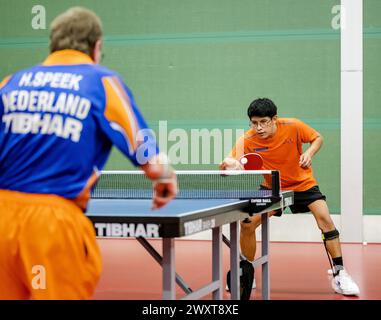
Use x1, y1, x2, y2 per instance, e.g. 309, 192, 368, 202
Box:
249, 119, 273, 129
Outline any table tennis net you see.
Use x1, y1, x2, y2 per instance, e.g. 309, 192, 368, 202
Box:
91, 170, 280, 199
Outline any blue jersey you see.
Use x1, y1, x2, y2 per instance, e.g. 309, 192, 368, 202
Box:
0, 50, 158, 207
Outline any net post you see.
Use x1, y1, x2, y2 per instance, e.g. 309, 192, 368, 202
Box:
271, 170, 280, 197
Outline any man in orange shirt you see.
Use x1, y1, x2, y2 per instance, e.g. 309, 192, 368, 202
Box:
220, 98, 359, 297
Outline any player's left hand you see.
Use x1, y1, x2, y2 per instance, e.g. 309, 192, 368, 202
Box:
299, 152, 312, 168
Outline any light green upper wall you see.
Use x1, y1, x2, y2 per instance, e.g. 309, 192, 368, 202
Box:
0, 0, 379, 214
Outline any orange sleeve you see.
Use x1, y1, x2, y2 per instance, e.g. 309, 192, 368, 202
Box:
101, 76, 140, 151
229, 130, 252, 159
294, 119, 320, 143
0, 75, 11, 89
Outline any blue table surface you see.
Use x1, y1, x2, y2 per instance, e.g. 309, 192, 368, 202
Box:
86, 198, 247, 218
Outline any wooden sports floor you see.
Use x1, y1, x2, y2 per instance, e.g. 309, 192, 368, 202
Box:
93, 239, 381, 300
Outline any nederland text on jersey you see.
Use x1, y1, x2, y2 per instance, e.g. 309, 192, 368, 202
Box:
1, 71, 90, 142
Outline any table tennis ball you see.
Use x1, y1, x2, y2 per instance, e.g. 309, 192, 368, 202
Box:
240, 157, 248, 165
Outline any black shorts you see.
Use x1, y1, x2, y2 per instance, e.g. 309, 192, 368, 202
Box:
260, 185, 326, 217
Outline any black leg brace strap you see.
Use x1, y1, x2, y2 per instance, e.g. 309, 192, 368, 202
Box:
321, 229, 340, 275
322, 229, 340, 241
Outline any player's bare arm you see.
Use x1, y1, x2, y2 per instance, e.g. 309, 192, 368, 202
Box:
299, 134, 324, 168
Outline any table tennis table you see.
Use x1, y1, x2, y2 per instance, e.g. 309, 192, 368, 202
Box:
86, 170, 294, 300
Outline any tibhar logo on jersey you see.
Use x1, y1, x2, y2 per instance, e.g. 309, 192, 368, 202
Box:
94, 223, 160, 238
1, 72, 89, 142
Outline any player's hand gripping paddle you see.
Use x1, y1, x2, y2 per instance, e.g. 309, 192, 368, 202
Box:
238, 153, 263, 170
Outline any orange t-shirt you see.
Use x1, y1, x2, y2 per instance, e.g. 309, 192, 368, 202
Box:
230, 118, 320, 191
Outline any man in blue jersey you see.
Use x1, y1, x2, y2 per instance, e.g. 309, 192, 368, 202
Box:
0, 7, 177, 299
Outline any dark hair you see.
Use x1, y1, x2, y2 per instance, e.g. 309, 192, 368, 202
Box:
247, 98, 277, 118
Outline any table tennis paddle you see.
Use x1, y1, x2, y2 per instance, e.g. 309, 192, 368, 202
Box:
239, 153, 263, 170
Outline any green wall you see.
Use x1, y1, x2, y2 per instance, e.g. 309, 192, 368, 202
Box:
0, 0, 380, 215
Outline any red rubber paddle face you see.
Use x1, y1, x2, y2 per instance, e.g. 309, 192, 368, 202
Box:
239, 153, 263, 170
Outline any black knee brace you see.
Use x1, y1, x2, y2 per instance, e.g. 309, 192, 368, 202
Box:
322, 229, 340, 241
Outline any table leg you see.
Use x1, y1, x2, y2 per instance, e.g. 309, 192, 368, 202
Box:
212, 226, 222, 300
230, 221, 240, 300
136, 237, 192, 294
162, 237, 176, 300
261, 213, 270, 300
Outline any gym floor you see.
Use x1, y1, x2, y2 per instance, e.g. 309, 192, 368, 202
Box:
92, 239, 381, 300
